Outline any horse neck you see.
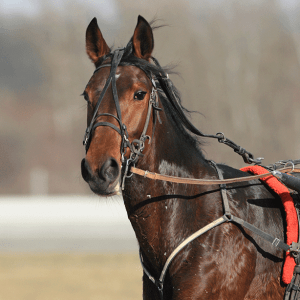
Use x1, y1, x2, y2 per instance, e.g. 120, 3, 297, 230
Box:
123, 102, 220, 275
124, 100, 212, 207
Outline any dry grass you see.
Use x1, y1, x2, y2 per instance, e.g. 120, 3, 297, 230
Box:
0, 253, 142, 300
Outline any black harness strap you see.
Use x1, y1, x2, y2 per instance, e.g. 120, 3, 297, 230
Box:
210, 161, 290, 253
93, 121, 122, 135
110, 50, 126, 149
92, 113, 123, 135
231, 215, 290, 251
140, 161, 294, 298
83, 49, 125, 151
151, 56, 261, 165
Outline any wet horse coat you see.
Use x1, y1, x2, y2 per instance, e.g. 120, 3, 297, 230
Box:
81, 16, 288, 299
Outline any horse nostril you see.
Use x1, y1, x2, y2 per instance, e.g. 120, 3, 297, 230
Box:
81, 158, 92, 182
98, 158, 119, 182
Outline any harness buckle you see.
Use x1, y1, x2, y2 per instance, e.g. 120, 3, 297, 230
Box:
83, 129, 90, 146
290, 242, 300, 254
151, 78, 157, 89
125, 158, 135, 178
216, 132, 226, 143
224, 213, 233, 222
150, 87, 157, 102
121, 158, 135, 190
155, 280, 164, 293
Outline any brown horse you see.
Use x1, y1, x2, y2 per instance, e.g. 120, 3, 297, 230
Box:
81, 15, 288, 299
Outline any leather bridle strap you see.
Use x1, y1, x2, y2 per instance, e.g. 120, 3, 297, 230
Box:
92, 113, 123, 135
120, 87, 160, 190
83, 49, 125, 151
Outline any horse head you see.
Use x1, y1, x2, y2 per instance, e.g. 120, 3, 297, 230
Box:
81, 16, 157, 196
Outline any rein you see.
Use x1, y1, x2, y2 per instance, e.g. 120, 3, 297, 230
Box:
130, 166, 300, 186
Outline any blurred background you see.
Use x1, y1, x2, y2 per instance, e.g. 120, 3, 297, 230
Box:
1, 0, 300, 298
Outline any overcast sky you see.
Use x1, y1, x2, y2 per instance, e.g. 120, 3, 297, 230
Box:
0, 0, 298, 19
0, 0, 118, 22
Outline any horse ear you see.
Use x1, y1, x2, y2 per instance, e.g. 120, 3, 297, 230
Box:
132, 15, 154, 61
86, 18, 110, 64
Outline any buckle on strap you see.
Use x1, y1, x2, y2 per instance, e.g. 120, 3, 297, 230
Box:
290, 284, 300, 292
121, 158, 135, 190
83, 128, 90, 146
290, 242, 300, 254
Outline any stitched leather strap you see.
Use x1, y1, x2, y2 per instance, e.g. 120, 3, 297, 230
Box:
231, 215, 290, 251
209, 160, 231, 216
131, 166, 298, 186
158, 215, 228, 285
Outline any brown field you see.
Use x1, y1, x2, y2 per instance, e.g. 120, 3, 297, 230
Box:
0, 253, 142, 300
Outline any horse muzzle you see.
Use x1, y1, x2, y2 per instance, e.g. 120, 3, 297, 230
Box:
81, 157, 121, 196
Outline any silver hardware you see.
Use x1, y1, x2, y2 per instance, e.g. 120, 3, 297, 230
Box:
271, 170, 282, 179
290, 242, 300, 252
272, 238, 280, 247
151, 78, 157, 88
216, 132, 226, 143
284, 161, 295, 172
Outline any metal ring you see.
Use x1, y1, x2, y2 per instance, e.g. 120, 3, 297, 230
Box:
126, 172, 134, 178
125, 159, 135, 178
151, 78, 157, 88
224, 213, 233, 222
278, 160, 286, 166
284, 161, 295, 173
216, 132, 226, 143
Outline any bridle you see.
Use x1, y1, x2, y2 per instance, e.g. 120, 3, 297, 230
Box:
83, 47, 262, 184
82, 48, 162, 188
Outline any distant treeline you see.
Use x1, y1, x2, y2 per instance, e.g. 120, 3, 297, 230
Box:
1, 0, 300, 194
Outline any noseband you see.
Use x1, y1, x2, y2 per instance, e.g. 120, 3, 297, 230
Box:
83, 48, 161, 188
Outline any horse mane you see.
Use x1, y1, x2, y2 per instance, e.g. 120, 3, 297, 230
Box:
121, 39, 205, 152
93, 25, 205, 156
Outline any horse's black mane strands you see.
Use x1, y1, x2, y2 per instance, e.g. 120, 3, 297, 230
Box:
103, 36, 205, 151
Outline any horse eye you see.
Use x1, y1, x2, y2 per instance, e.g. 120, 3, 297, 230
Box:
134, 91, 147, 101
81, 91, 89, 102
